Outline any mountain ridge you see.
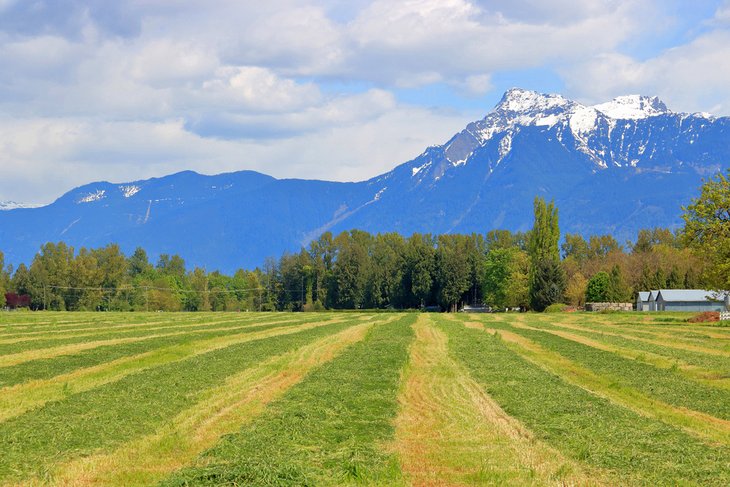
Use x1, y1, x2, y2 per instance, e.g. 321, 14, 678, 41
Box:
1, 88, 727, 272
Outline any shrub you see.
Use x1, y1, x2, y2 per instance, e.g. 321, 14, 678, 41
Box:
544, 303, 568, 313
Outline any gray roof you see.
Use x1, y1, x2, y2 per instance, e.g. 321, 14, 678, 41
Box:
655, 289, 728, 303
637, 292, 650, 301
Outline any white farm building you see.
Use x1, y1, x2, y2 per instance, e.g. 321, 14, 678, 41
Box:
640, 289, 729, 312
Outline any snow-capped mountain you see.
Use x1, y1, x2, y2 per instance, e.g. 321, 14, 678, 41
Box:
0, 201, 42, 211
1, 88, 727, 272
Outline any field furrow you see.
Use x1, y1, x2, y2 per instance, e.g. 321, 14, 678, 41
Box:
0, 318, 319, 388
394, 315, 595, 486
0, 315, 302, 356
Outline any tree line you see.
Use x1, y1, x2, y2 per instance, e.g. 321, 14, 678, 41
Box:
1, 170, 727, 312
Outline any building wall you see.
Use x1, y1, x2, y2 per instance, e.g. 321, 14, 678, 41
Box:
657, 300, 726, 312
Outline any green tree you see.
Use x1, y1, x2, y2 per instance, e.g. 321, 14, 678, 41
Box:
405, 234, 435, 308
682, 170, 730, 289
586, 271, 610, 302
435, 235, 471, 312
561, 234, 589, 262
527, 197, 560, 264
483, 247, 529, 309
527, 197, 563, 310
530, 258, 566, 311
331, 231, 369, 309
128, 247, 152, 277
29, 242, 75, 310
607, 265, 631, 302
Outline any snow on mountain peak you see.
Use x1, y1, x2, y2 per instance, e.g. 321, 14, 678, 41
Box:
593, 95, 669, 120
0, 200, 42, 210
78, 189, 106, 204
497, 88, 571, 114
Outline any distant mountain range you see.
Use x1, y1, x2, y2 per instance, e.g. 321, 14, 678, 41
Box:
1, 88, 727, 273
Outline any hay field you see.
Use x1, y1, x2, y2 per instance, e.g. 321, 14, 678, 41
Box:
0, 311, 728, 486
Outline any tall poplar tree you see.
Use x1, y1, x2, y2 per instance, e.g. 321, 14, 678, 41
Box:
528, 196, 565, 311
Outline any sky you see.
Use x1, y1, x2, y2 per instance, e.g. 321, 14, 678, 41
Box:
1, 0, 730, 204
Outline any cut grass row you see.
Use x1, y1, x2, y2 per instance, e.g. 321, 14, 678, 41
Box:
160, 314, 416, 486
393, 315, 596, 486
0, 315, 301, 356
0, 316, 370, 483
0, 316, 350, 423
0, 317, 327, 388
0, 312, 221, 334
0, 316, 317, 368
22, 320, 378, 486
512, 320, 730, 389
470, 321, 730, 446
438, 315, 730, 486
497, 321, 730, 421
525, 318, 730, 377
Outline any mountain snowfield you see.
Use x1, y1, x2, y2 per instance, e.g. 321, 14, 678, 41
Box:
1, 88, 727, 272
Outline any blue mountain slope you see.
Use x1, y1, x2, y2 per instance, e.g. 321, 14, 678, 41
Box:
1, 89, 727, 272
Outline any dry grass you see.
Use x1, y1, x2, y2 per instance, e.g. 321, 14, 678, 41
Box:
393, 315, 597, 486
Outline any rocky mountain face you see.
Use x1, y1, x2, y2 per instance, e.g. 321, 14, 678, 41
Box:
1, 88, 727, 272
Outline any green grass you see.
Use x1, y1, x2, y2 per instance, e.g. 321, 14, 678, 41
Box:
437, 315, 730, 486
0, 317, 360, 483
1, 311, 730, 486
160, 314, 415, 486
501, 325, 730, 421
0, 317, 319, 387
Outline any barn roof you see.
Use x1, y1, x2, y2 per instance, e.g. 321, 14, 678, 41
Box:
638, 292, 650, 301
655, 289, 728, 302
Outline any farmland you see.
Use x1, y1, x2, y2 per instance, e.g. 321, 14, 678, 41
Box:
0, 312, 728, 486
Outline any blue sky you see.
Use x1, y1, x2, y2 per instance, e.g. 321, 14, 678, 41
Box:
1, 0, 729, 204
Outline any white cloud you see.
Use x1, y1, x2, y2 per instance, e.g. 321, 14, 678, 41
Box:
0, 0, 726, 204
0, 104, 470, 204
562, 29, 730, 114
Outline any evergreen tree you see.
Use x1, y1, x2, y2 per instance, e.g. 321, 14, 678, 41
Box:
607, 265, 631, 302
530, 258, 566, 311
128, 247, 152, 277
666, 267, 682, 289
